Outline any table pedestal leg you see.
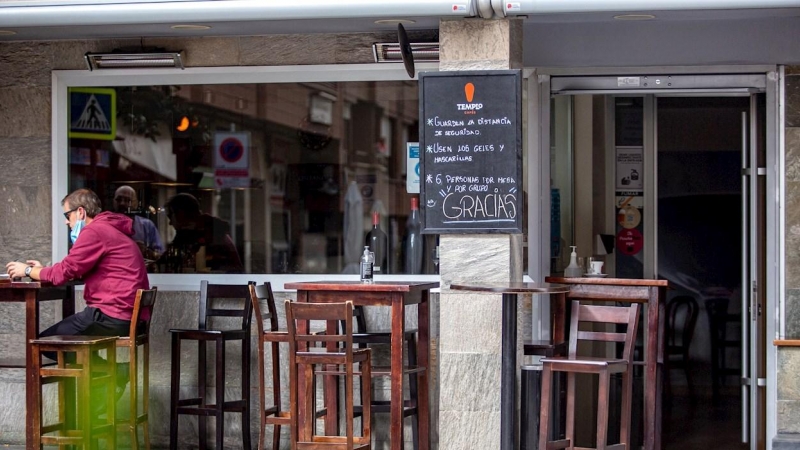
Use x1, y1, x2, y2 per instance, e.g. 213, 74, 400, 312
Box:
501, 293, 517, 450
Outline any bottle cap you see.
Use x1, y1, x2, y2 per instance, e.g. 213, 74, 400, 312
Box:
410, 197, 419, 210
372, 211, 380, 225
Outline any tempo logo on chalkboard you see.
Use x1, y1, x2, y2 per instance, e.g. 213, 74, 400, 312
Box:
419, 70, 522, 234
456, 83, 483, 112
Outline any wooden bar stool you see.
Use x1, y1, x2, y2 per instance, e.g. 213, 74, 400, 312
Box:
250, 282, 290, 450
169, 281, 254, 450
347, 305, 420, 450
287, 300, 372, 450
538, 301, 640, 450
116, 287, 158, 449
30, 335, 118, 449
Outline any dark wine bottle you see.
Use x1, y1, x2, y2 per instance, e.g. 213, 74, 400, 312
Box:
404, 196, 423, 274
366, 211, 389, 274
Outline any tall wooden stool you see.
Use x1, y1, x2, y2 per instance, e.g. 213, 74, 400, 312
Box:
117, 287, 158, 449
287, 300, 372, 450
169, 281, 254, 450
347, 305, 420, 450
538, 301, 640, 450
31, 335, 118, 449
250, 282, 290, 450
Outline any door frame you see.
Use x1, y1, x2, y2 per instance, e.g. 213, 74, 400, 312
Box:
527, 64, 782, 449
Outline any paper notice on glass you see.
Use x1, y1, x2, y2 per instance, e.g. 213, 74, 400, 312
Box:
406, 142, 420, 193
615, 146, 643, 191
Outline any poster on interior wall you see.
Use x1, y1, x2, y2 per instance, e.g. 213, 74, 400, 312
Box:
418, 70, 522, 234
615, 146, 643, 190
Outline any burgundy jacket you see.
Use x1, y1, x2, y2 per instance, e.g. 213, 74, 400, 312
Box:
40, 212, 150, 321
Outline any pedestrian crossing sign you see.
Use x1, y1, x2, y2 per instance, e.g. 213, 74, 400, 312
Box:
68, 87, 116, 140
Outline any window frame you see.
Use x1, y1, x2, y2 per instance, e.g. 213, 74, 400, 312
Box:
52, 63, 444, 290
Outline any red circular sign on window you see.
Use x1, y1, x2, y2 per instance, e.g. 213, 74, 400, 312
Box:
616, 228, 643, 256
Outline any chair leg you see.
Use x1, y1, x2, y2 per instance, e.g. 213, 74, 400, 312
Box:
538, 365, 553, 450
143, 343, 152, 450
130, 346, 139, 450
596, 370, 610, 450
407, 333, 419, 450
565, 372, 576, 448
242, 338, 252, 450
620, 370, 633, 449
216, 339, 226, 450
169, 334, 180, 450
271, 341, 282, 450
199, 339, 208, 450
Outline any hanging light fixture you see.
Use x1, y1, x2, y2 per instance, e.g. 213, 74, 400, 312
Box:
84, 50, 185, 70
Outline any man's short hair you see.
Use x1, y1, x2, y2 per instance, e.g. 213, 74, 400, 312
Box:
62, 189, 103, 217
165, 193, 201, 216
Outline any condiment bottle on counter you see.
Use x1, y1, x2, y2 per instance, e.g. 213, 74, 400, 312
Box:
564, 245, 582, 278
360, 246, 374, 284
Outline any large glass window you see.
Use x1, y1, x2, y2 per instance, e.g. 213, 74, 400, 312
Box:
67, 81, 437, 275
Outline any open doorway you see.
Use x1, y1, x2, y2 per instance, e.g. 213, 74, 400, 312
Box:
657, 96, 750, 450
545, 84, 768, 449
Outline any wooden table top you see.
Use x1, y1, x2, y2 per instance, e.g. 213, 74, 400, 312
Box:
449, 282, 570, 294
0, 281, 44, 289
284, 280, 440, 293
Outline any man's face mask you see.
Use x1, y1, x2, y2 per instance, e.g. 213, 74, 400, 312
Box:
70, 213, 85, 244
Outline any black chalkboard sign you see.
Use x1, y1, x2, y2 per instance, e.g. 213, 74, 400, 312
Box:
419, 70, 522, 234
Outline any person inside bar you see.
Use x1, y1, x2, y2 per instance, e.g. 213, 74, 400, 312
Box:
4, 188, 149, 395
113, 185, 164, 262
159, 192, 243, 273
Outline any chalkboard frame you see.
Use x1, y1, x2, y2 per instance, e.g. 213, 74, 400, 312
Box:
419, 70, 523, 234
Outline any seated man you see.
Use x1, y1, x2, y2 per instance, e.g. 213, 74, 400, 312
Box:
113, 185, 164, 261
5, 188, 150, 393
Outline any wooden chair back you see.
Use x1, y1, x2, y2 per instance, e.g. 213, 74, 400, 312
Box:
567, 300, 640, 361
129, 287, 158, 341
286, 301, 355, 353
250, 282, 279, 337
666, 295, 699, 353
199, 280, 254, 331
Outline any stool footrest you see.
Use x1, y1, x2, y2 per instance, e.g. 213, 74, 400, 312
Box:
176, 400, 249, 416
545, 439, 571, 449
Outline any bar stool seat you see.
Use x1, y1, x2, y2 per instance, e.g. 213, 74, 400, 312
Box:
169, 281, 254, 450
31, 335, 118, 449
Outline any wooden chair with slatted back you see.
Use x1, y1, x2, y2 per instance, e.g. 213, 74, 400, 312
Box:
169, 281, 254, 450
116, 287, 158, 449
287, 300, 372, 450
538, 300, 640, 450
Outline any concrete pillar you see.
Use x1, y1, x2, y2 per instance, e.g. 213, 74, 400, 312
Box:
437, 18, 525, 450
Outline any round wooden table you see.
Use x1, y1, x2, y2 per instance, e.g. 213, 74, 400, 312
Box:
449, 282, 570, 450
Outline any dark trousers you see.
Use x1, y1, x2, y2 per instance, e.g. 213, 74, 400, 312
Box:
39, 307, 130, 361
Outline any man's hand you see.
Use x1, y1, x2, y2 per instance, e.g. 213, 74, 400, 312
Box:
5, 261, 28, 278
26, 260, 43, 268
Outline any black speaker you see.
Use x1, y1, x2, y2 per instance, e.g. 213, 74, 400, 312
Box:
398, 23, 415, 78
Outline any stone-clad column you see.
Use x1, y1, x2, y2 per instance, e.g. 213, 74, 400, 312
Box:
776, 66, 800, 448
437, 18, 524, 450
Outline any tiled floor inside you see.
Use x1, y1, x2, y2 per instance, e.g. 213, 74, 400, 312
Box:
662, 362, 748, 450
